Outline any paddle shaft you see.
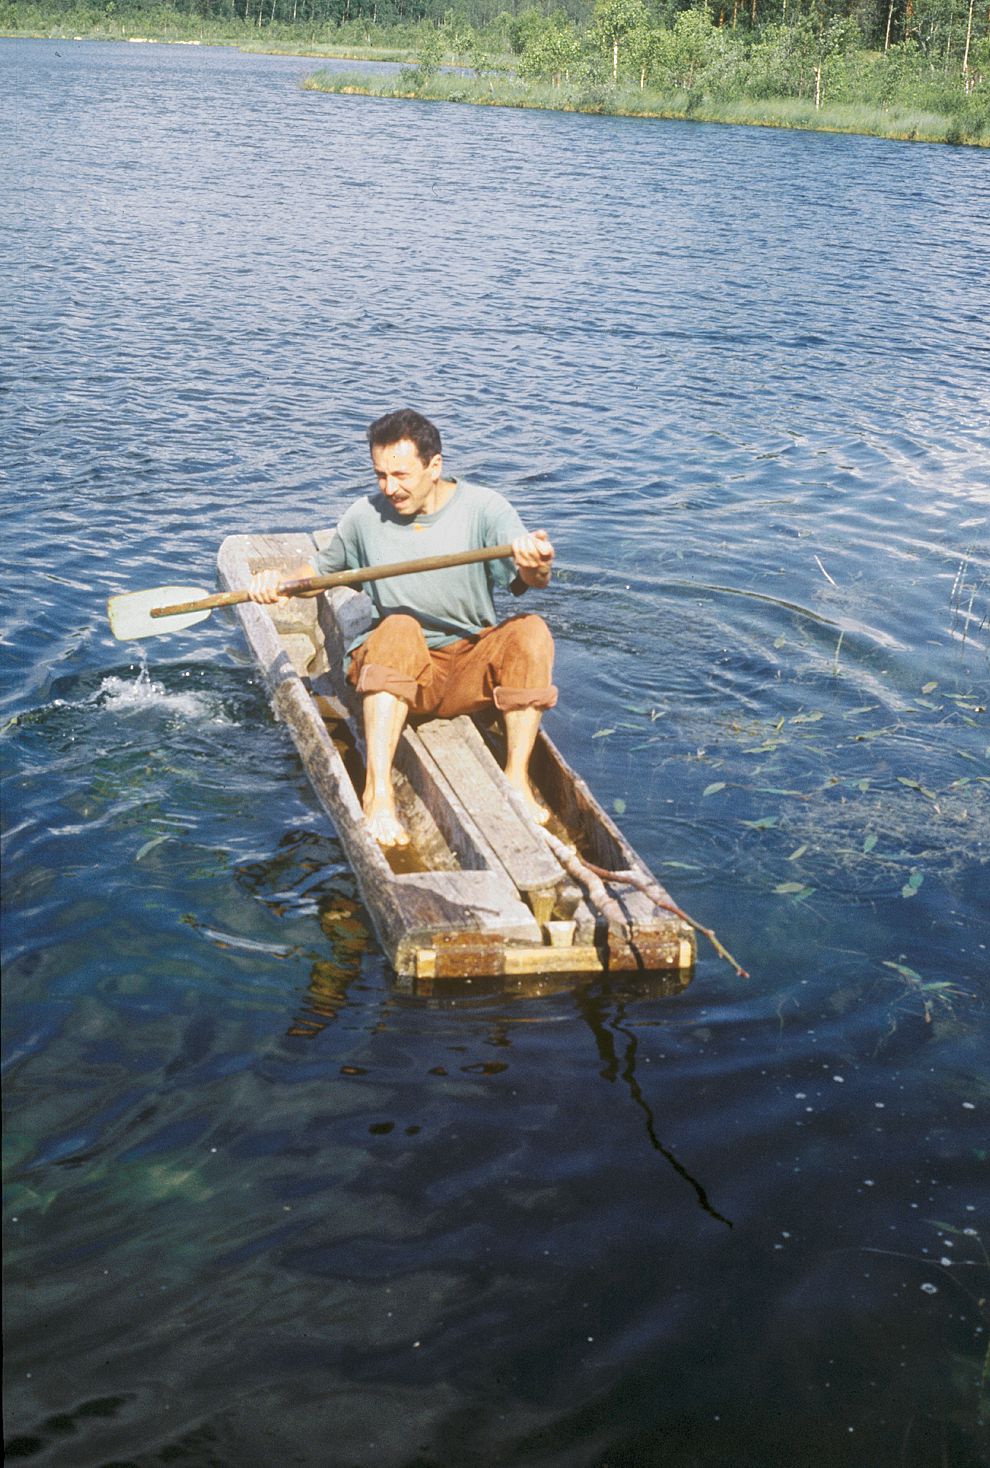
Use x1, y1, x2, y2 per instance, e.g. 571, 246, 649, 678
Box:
150, 543, 518, 620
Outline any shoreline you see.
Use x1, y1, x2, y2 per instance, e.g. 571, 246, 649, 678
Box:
307, 72, 989, 149
0, 27, 408, 64
4, 28, 986, 147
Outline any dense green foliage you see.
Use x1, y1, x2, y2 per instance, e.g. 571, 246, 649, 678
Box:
503, 0, 988, 128
6, 0, 987, 56
5, 0, 987, 143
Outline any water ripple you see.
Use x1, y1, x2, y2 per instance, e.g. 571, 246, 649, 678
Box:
3, 36, 989, 1468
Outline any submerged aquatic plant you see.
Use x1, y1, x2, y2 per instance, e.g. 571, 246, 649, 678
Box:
776, 772, 989, 902
879, 959, 973, 1028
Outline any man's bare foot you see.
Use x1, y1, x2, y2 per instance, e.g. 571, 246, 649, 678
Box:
364, 800, 410, 848
506, 772, 549, 826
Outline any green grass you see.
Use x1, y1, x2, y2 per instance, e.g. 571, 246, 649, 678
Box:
304, 70, 990, 148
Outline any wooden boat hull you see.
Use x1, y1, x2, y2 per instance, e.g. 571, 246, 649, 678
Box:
218, 532, 695, 988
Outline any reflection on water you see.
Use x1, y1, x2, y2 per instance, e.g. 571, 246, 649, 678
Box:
575, 984, 734, 1229
3, 34, 988, 1468
295, 895, 372, 1039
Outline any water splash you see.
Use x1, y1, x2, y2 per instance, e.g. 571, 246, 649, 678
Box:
95, 654, 230, 725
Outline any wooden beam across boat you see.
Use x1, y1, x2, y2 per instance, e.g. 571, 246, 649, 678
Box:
217, 531, 695, 987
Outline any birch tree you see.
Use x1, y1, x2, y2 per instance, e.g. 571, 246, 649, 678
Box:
591, 0, 649, 82
518, 16, 581, 87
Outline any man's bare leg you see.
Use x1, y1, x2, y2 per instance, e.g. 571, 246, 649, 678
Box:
502, 705, 549, 825
362, 690, 410, 847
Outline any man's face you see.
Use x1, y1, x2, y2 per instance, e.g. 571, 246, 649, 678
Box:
371, 438, 441, 518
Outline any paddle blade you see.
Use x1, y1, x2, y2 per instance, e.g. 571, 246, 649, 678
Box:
107, 586, 213, 641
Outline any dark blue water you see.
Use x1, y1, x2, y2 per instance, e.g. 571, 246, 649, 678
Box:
3, 36, 989, 1468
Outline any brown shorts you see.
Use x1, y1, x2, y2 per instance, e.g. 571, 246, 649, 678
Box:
347, 613, 558, 718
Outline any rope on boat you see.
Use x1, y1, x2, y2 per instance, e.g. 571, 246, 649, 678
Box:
540, 829, 750, 979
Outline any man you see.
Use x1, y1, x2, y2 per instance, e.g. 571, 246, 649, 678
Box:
249, 409, 556, 848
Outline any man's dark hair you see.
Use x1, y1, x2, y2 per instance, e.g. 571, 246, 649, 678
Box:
367, 409, 442, 466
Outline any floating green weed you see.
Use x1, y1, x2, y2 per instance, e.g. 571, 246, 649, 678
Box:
135, 833, 170, 862
901, 869, 924, 899
621, 702, 666, 721
615, 672, 985, 907
767, 771, 987, 900
897, 776, 937, 800
774, 881, 814, 899
883, 960, 924, 981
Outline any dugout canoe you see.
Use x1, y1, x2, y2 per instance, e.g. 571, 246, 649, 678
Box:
217, 530, 695, 989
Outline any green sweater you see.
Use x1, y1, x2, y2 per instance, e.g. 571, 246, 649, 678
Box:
316, 479, 524, 649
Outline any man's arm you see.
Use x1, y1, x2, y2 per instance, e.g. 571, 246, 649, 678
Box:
511, 529, 554, 590
246, 561, 317, 604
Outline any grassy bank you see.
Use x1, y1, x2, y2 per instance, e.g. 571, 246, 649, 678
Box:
4, 2, 986, 147
304, 68, 989, 147
2, 30, 409, 64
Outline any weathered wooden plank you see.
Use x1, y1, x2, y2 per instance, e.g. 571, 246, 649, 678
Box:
413, 940, 605, 981
414, 717, 563, 898
394, 871, 541, 932
474, 717, 688, 950
397, 961, 694, 1000
503, 944, 604, 975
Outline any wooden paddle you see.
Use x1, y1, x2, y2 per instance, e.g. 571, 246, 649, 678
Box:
107, 543, 517, 641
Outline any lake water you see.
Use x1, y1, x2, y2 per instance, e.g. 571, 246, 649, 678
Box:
2, 35, 989, 1468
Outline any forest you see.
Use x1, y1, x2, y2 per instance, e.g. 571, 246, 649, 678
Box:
5, 0, 988, 142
